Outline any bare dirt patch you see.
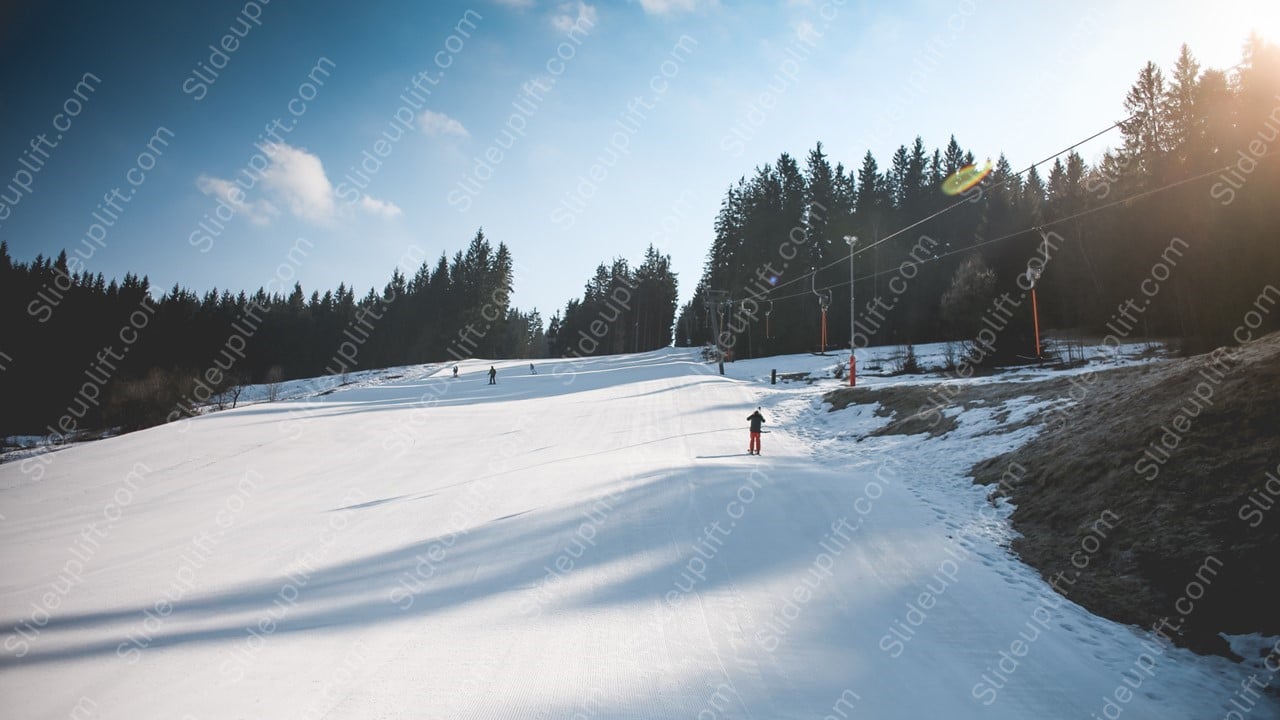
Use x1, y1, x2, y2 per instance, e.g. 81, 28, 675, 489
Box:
975, 336, 1280, 656
826, 335, 1280, 656
825, 371, 1142, 438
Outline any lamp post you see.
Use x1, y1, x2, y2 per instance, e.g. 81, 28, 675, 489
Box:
844, 235, 858, 386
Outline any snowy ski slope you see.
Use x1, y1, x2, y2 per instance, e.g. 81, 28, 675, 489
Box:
0, 348, 1266, 718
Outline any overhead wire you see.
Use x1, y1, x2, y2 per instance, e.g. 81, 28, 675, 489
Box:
761, 118, 1130, 299
757, 58, 1254, 301
758, 160, 1238, 305
702, 58, 1255, 321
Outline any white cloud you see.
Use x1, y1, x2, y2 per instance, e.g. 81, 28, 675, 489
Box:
359, 195, 403, 217
418, 109, 470, 138
260, 143, 337, 223
197, 143, 399, 226
195, 174, 275, 225
552, 1, 597, 32
636, 0, 709, 16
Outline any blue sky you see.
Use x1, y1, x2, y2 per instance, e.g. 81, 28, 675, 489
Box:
1, 0, 1276, 317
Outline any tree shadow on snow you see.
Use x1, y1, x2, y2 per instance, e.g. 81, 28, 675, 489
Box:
2, 451, 869, 681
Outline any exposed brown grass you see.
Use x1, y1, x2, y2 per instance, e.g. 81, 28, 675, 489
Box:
972, 334, 1280, 655
826, 333, 1280, 656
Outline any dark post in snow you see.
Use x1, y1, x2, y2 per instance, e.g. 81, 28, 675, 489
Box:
844, 235, 858, 386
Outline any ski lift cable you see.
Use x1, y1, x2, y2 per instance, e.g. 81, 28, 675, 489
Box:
772, 56, 1252, 298
853, 119, 1127, 259
736, 57, 1253, 309
762, 117, 1131, 299
759, 160, 1240, 304
703, 54, 1253, 311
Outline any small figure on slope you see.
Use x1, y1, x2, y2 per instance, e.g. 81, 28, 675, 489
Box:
530, 363, 537, 375
747, 407, 766, 455
488, 366, 497, 385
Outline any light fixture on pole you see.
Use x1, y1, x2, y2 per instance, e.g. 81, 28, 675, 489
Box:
844, 235, 858, 386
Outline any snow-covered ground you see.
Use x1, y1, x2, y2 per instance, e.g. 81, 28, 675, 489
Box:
1, 365, 426, 466
719, 336, 1167, 387
0, 347, 1269, 718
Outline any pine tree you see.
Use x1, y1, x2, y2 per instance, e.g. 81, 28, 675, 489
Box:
635, 244, 678, 350
1120, 61, 1171, 180
1164, 44, 1206, 172
903, 136, 930, 214
805, 142, 837, 262
943, 135, 965, 177
887, 144, 909, 209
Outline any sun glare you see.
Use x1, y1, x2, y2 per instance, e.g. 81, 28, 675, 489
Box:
1237, 1, 1280, 46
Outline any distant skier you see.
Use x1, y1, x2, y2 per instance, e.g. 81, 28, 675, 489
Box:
530, 363, 537, 375
488, 366, 497, 385
452, 365, 459, 378
747, 407, 766, 455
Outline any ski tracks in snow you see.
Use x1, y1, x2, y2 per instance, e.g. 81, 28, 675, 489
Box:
1, 350, 1269, 718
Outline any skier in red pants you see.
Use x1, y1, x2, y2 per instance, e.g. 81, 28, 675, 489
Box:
747, 407, 765, 455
